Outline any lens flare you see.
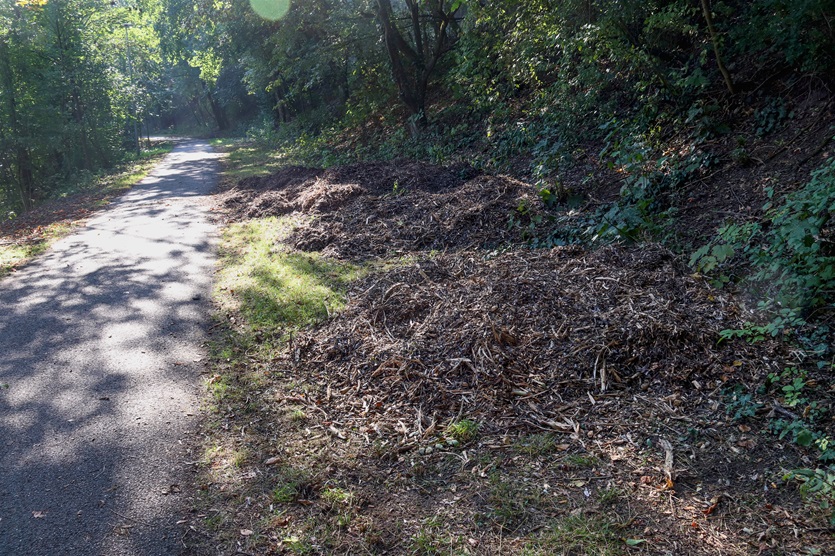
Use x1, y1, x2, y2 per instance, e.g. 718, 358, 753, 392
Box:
249, 0, 290, 20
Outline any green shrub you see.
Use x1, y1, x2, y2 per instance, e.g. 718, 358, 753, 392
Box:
692, 155, 835, 335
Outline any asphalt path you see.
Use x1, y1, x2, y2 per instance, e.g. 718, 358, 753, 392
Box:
0, 140, 220, 555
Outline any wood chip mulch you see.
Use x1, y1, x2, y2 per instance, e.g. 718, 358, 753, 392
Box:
204, 158, 835, 555
293, 245, 757, 440
216, 160, 536, 259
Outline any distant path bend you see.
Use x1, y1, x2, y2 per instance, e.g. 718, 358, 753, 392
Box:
0, 140, 220, 555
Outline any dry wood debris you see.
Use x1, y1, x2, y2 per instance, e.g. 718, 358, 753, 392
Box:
290, 245, 760, 442
203, 159, 835, 555
217, 160, 534, 259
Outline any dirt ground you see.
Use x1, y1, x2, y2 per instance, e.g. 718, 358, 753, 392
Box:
197, 137, 835, 554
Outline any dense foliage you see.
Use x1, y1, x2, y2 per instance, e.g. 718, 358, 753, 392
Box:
3, 0, 834, 288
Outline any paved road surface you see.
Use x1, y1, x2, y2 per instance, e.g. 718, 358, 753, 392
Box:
0, 141, 220, 555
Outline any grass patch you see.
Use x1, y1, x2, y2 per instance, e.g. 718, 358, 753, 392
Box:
445, 419, 479, 444
409, 515, 464, 555
598, 486, 626, 505
525, 515, 626, 555
0, 242, 50, 277
563, 454, 600, 469
321, 486, 354, 511
516, 433, 561, 456
210, 138, 289, 181
486, 472, 541, 530
271, 465, 316, 504
215, 216, 364, 341
53, 143, 174, 201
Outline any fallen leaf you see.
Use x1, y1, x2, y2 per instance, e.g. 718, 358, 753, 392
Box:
271, 515, 291, 527
264, 456, 281, 466
703, 494, 723, 515
625, 538, 646, 546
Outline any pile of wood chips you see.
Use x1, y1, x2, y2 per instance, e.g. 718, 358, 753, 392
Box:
292, 245, 751, 442
219, 160, 771, 442
218, 160, 536, 259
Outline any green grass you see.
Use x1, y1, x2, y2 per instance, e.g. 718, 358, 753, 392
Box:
409, 515, 466, 555
524, 515, 627, 555
215, 216, 364, 339
211, 138, 290, 180
271, 465, 315, 504
486, 471, 542, 529
230, 448, 249, 468
289, 408, 308, 422
516, 433, 560, 456
0, 243, 49, 276
321, 486, 354, 510
563, 454, 600, 469
445, 419, 479, 444
598, 486, 626, 505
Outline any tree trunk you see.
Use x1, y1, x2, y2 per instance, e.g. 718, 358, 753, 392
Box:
206, 87, 228, 131
700, 0, 735, 94
376, 0, 423, 117
374, 0, 459, 125
0, 38, 34, 210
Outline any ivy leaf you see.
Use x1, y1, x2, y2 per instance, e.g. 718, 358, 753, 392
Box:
797, 429, 814, 447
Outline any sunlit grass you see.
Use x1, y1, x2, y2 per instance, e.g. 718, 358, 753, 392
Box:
214, 216, 364, 340
0, 243, 46, 277
210, 138, 289, 180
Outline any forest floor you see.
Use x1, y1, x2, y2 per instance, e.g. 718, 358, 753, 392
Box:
187, 93, 835, 555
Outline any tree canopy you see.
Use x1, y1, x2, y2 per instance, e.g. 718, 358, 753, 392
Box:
2, 0, 834, 214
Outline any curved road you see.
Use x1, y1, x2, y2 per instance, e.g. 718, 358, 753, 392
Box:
0, 141, 220, 555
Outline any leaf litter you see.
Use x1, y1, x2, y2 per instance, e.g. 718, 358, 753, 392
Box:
195, 160, 835, 555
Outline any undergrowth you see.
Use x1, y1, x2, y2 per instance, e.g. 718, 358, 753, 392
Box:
691, 153, 835, 340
